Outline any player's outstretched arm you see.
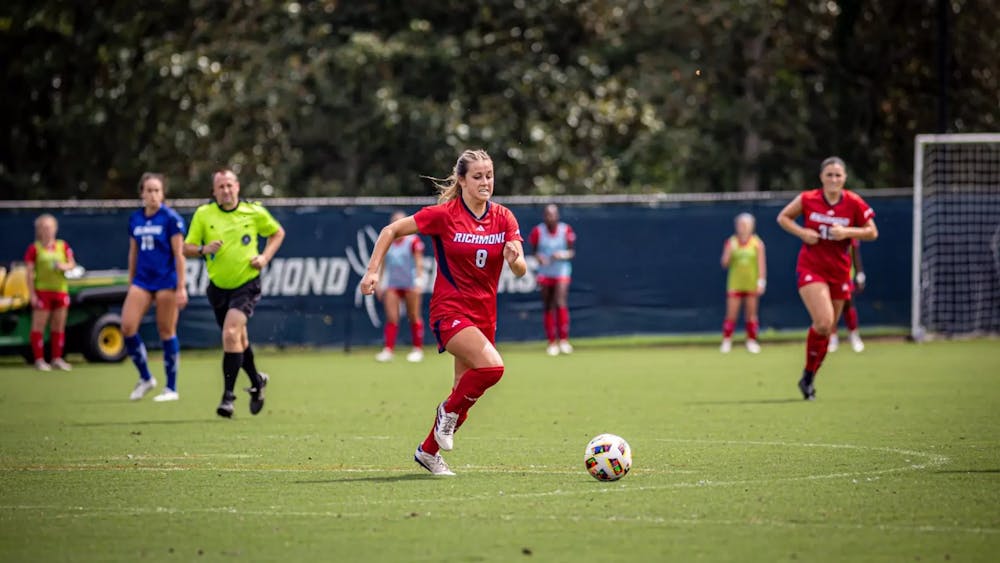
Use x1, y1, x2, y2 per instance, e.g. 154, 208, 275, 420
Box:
361, 216, 419, 295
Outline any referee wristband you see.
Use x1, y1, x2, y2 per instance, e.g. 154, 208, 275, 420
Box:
757, 278, 767, 290
197, 245, 204, 256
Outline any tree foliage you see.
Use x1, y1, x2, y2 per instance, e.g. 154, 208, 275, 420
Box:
1, 0, 997, 198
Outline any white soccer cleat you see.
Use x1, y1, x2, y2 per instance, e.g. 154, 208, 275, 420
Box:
50, 358, 72, 371
153, 389, 179, 402
546, 343, 559, 356
849, 331, 865, 353
374, 348, 394, 362
827, 334, 840, 352
34, 359, 52, 371
433, 402, 459, 451
413, 446, 455, 476
558, 340, 574, 354
129, 377, 157, 401
745, 339, 761, 354
406, 348, 424, 363
719, 338, 732, 353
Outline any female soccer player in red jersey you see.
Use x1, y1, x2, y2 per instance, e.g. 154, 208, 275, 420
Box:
360, 149, 528, 475
777, 157, 878, 400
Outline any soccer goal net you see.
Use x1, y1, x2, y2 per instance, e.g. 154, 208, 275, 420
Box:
912, 133, 1000, 340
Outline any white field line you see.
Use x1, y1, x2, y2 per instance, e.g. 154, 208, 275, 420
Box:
0, 440, 952, 508
1, 438, 948, 480
1, 505, 995, 536
0, 464, 641, 476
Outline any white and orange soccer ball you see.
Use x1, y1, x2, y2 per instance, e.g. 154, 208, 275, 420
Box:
584, 433, 632, 481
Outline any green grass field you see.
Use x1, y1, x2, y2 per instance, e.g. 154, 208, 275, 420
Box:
1, 338, 998, 562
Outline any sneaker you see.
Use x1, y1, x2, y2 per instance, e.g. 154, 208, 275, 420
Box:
745, 339, 761, 354
406, 348, 424, 363
546, 343, 559, 356
374, 348, 394, 362
153, 389, 179, 402
797, 372, 816, 401
849, 331, 865, 353
50, 358, 72, 371
245, 373, 269, 415
34, 359, 52, 372
129, 377, 157, 401
558, 340, 574, 354
433, 402, 460, 451
413, 446, 455, 476
216, 391, 236, 418
827, 334, 840, 352
719, 338, 732, 353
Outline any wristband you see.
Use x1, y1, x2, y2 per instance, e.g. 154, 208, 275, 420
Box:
198, 245, 204, 256
757, 278, 767, 290
855, 272, 866, 284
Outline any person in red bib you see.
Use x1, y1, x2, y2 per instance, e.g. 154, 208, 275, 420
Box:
360, 149, 528, 476
24, 214, 77, 371
777, 157, 878, 400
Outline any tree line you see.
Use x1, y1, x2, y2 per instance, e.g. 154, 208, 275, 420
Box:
1, 0, 997, 199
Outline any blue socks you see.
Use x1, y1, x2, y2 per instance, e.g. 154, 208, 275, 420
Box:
125, 334, 153, 382
162, 336, 179, 391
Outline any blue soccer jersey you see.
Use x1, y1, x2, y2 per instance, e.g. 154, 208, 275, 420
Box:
130, 205, 186, 291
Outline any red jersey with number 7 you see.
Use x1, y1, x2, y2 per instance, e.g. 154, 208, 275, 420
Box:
796, 188, 875, 282
414, 198, 523, 324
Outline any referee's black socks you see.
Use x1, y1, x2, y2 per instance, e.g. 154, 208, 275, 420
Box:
243, 344, 260, 379
223, 352, 243, 393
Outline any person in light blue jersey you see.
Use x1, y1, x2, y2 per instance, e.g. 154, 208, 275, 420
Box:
528, 204, 576, 356
375, 210, 426, 363
123, 173, 187, 402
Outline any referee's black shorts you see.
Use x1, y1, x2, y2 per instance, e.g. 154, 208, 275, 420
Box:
206, 277, 262, 327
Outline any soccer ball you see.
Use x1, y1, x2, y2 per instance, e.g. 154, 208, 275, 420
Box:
584, 433, 632, 481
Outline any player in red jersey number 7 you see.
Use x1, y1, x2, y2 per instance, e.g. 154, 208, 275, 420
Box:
360, 149, 528, 476
777, 156, 878, 400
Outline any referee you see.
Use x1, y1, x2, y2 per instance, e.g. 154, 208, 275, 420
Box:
184, 168, 285, 417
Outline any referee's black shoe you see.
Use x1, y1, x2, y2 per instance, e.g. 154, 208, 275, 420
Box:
216, 391, 236, 418
246, 373, 269, 415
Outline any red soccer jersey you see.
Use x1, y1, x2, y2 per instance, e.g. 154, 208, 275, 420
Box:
796, 188, 875, 281
414, 198, 523, 324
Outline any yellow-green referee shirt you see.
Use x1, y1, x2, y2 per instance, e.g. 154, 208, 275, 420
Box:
185, 201, 282, 290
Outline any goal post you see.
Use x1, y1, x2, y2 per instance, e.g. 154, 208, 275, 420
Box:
912, 133, 1000, 340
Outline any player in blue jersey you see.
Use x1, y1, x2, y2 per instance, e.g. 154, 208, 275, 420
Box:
122, 173, 188, 402
528, 204, 576, 355
375, 210, 426, 363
